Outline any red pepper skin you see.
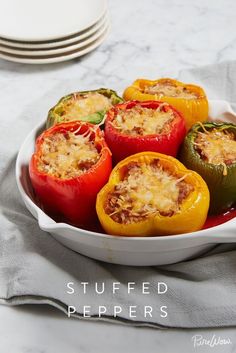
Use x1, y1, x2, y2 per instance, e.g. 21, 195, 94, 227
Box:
104, 101, 186, 163
29, 121, 112, 226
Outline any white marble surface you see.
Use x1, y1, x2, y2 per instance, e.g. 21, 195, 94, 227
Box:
1, 0, 236, 352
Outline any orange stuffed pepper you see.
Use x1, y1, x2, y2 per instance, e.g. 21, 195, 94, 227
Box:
123, 78, 209, 130
96, 152, 210, 237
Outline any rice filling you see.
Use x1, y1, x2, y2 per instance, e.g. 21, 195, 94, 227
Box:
112, 104, 174, 136
194, 128, 236, 172
38, 130, 100, 179
60, 92, 112, 122
144, 82, 198, 100
105, 159, 193, 224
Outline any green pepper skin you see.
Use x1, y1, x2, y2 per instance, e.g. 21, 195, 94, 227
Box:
179, 122, 236, 214
46, 88, 123, 129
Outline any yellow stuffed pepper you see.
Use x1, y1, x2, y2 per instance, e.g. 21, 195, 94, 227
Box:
96, 152, 210, 237
123, 78, 209, 130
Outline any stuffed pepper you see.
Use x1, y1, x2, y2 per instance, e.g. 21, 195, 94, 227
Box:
104, 100, 186, 163
96, 152, 210, 236
46, 88, 123, 128
180, 122, 236, 214
29, 121, 112, 226
123, 78, 208, 130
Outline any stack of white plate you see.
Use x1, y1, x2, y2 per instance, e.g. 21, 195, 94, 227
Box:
0, 0, 109, 64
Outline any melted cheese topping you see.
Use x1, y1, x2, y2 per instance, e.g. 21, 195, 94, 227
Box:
105, 160, 193, 224
144, 82, 198, 99
38, 130, 100, 179
61, 92, 112, 121
195, 129, 236, 173
112, 104, 174, 135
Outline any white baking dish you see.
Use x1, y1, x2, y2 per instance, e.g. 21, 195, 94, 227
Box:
15, 100, 236, 266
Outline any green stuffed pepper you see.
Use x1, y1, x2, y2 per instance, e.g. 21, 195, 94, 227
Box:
180, 122, 236, 214
46, 88, 123, 129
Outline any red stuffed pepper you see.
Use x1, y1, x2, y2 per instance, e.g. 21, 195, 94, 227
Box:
29, 121, 112, 226
104, 101, 186, 163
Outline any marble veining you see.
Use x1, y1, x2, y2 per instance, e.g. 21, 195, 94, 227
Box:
1, 0, 236, 90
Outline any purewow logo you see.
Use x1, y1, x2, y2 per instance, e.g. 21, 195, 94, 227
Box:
192, 334, 232, 349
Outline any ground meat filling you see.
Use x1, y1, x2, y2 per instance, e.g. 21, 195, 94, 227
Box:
37, 130, 100, 179
59, 92, 112, 121
194, 128, 236, 175
105, 160, 193, 224
112, 104, 174, 136
143, 82, 199, 100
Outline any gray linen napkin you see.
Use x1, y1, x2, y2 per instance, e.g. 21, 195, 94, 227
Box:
1, 61, 236, 329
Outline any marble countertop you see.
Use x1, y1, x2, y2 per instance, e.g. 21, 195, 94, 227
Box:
1, 0, 236, 92
1, 0, 236, 352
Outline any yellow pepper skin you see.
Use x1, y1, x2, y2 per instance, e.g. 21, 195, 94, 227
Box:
96, 152, 210, 237
123, 78, 209, 131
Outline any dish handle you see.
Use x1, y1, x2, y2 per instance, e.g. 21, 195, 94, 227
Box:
38, 209, 56, 230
